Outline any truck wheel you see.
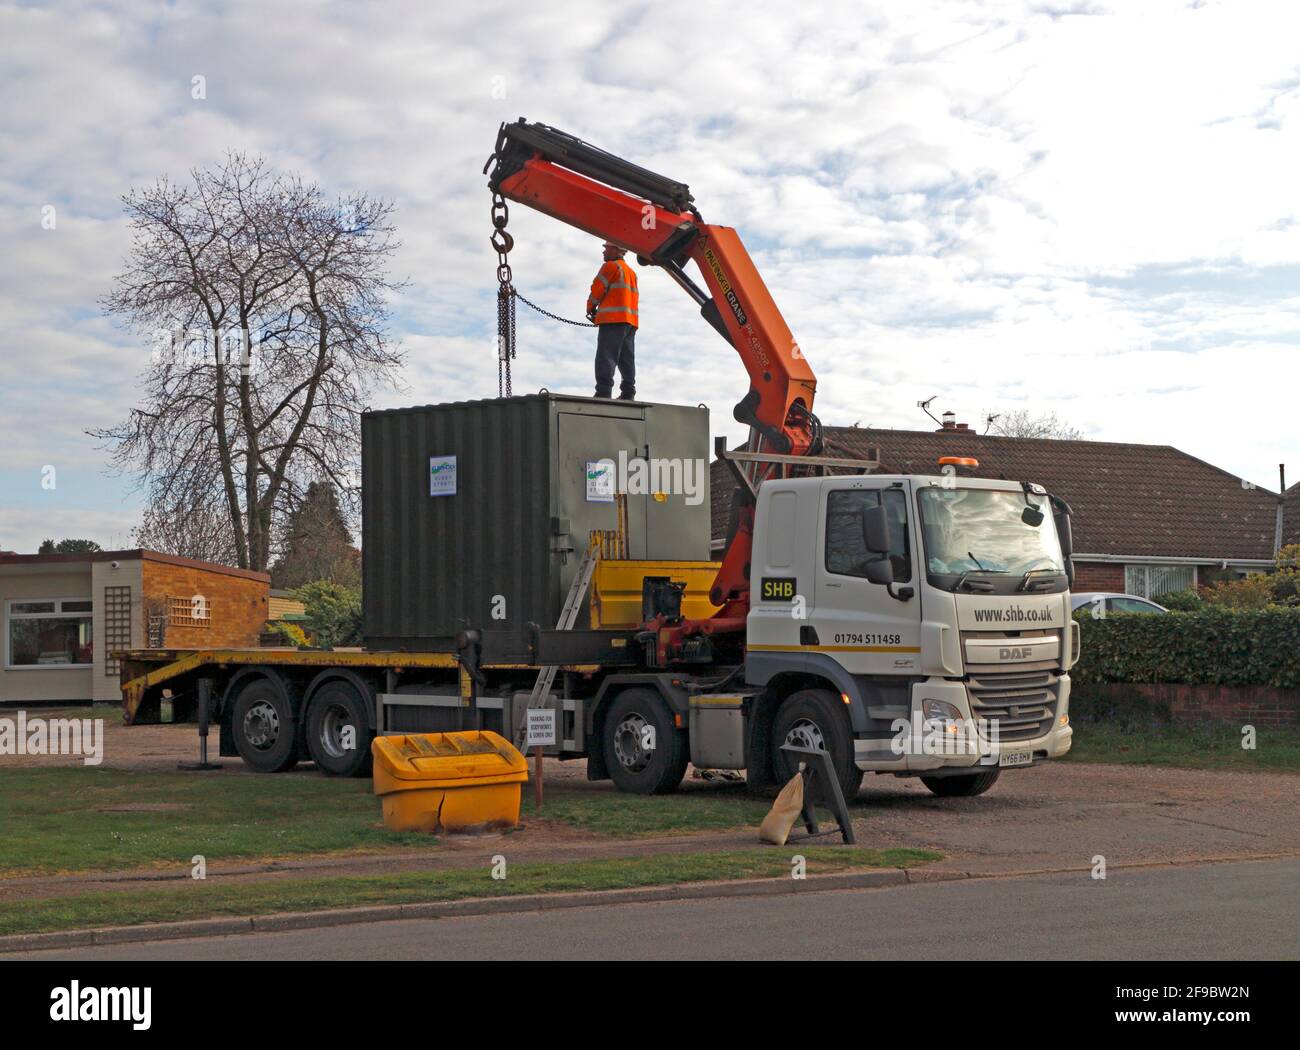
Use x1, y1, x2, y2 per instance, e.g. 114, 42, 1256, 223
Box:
602, 688, 688, 795
305, 681, 374, 778
921, 767, 1001, 797
230, 677, 299, 773
771, 689, 862, 803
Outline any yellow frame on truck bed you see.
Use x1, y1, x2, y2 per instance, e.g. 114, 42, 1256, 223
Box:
117, 648, 603, 724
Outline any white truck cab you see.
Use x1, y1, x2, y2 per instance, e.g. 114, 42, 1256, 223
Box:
746, 471, 1078, 797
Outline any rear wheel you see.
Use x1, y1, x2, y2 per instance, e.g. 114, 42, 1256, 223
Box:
230, 677, 299, 773
921, 767, 1001, 797
304, 680, 374, 777
602, 688, 688, 795
771, 689, 862, 803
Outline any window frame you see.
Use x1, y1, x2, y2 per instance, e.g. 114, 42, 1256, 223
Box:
5, 596, 95, 671
823, 486, 913, 584
1124, 564, 1197, 599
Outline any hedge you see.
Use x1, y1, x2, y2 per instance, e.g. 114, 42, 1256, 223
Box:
1073, 607, 1300, 689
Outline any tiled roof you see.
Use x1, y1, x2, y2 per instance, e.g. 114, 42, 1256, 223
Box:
711, 428, 1282, 562
1284, 483, 1300, 548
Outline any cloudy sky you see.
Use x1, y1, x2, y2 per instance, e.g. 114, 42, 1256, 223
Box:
2, 0, 1298, 553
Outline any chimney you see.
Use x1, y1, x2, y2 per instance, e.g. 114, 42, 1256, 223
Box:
937, 412, 972, 433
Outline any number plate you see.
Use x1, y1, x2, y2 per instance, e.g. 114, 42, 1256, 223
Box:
998, 749, 1034, 768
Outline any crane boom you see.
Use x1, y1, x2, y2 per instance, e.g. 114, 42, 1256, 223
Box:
485, 118, 821, 623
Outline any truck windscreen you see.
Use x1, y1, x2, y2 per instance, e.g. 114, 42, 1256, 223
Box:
917, 488, 1064, 586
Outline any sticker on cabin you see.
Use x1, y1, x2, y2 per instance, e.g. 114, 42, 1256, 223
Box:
760, 577, 797, 601
586, 459, 615, 503
429, 455, 457, 497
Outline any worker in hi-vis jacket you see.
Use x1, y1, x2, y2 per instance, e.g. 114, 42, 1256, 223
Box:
586, 242, 639, 399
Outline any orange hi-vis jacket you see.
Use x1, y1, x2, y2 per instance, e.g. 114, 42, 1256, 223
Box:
587, 259, 639, 327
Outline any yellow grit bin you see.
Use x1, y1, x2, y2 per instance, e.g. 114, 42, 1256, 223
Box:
371, 731, 529, 833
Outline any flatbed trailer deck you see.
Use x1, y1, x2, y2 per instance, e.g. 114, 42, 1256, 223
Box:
118, 647, 605, 726
116, 637, 747, 794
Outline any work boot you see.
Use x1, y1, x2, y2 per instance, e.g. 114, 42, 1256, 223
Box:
617, 391, 636, 400
593, 390, 612, 399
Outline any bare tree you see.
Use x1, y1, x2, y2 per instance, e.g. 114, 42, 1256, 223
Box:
96, 155, 404, 571
984, 409, 1086, 441
133, 502, 240, 565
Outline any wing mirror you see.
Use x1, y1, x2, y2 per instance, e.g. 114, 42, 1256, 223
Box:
865, 559, 894, 586
862, 504, 892, 554
1050, 493, 1075, 587
861, 501, 913, 601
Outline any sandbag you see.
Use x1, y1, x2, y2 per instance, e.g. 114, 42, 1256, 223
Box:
758, 771, 805, 845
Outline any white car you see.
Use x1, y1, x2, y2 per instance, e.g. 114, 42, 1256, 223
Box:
1071, 592, 1168, 615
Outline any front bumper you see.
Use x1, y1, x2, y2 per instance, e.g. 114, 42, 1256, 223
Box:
853, 674, 1072, 772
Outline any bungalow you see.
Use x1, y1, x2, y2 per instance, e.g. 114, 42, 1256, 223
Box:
710, 422, 1287, 599
0, 549, 270, 704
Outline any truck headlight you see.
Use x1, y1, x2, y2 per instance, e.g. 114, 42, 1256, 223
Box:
922, 699, 964, 733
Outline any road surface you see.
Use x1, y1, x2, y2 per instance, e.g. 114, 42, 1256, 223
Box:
10, 857, 1297, 960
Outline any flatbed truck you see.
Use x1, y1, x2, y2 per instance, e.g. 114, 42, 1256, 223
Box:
119, 121, 1079, 799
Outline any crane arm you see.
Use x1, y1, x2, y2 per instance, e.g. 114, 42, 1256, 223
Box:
485, 119, 820, 621
485, 119, 818, 454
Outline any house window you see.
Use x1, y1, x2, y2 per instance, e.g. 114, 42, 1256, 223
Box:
1125, 564, 1196, 598
167, 594, 211, 628
6, 598, 93, 668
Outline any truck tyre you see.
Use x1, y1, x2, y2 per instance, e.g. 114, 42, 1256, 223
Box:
230, 677, 299, 773
921, 767, 1001, 797
602, 688, 688, 795
304, 680, 374, 778
771, 689, 862, 803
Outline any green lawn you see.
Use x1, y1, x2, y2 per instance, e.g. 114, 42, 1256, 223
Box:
0, 767, 432, 876
0, 767, 782, 877
0, 846, 939, 937
522, 783, 777, 836
1064, 722, 1300, 773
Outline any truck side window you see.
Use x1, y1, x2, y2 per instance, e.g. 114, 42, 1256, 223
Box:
825, 489, 911, 582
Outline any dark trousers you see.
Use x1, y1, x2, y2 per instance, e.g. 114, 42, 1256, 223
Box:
594, 322, 636, 398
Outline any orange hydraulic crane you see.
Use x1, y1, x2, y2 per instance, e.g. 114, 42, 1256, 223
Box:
485, 119, 823, 645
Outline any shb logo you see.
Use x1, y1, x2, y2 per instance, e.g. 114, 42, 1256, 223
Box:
50, 982, 151, 1030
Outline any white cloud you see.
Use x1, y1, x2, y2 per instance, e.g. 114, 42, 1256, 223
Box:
1, 0, 1297, 554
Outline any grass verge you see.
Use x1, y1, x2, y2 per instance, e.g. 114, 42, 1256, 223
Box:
522, 784, 775, 836
1064, 722, 1300, 772
0, 847, 939, 937
0, 767, 784, 877
0, 767, 432, 876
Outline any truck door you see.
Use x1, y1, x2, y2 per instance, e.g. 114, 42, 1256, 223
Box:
813, 480, 922, 674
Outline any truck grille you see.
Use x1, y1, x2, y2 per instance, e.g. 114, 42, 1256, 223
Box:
967, 669, 1058, 742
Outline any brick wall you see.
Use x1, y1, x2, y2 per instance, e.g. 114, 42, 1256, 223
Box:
1076, 682, 1299, 728
143, 561, 269, 650
1072, 561, 1125, 592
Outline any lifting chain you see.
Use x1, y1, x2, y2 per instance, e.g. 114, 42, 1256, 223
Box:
490, 192, 598, 397
491, 193, 516, 397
